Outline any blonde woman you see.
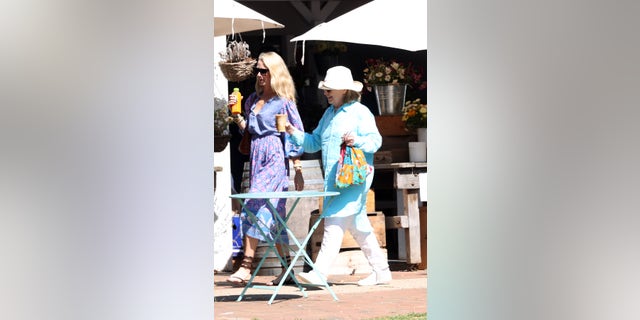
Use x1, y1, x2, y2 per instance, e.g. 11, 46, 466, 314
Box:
227, 52, 305, 286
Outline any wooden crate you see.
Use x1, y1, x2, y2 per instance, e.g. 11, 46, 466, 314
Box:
309, 211, 386, 261
366, 189, 376, 212
374, 151, 393, 164
342, 211, 385, 249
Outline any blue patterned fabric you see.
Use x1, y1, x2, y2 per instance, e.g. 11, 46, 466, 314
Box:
240, 93, 305, 243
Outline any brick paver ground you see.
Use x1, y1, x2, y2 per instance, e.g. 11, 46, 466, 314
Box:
214, 269, 427, 320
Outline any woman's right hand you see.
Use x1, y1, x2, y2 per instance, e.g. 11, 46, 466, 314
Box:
342, 131, 355, 146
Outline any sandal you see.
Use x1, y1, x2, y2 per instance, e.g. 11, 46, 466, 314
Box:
227, 256, 253, 284
266, 256, 295, 286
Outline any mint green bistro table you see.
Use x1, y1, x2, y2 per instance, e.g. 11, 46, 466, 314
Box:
230, 190, 340, 305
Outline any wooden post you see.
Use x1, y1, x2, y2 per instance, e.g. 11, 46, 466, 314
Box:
374, 162, 427, 266
398, 189, 421, 264
395, 167, 422, 264
418, 205, 427, 270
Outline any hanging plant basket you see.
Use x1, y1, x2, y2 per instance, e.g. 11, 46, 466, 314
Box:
219, 58, 256, 82
214, 135, 231, 152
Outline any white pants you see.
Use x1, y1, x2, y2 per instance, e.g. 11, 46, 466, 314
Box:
313, 214, 389, 276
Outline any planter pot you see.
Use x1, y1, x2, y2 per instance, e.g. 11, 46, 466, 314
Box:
408, 141, 427, 162
214, 135, 231, 152
416, 127, 427, 143
373, 84, 407, 115
218, 58, 256, 82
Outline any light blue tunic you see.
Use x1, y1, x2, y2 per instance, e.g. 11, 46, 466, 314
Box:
290, 100, 381, 231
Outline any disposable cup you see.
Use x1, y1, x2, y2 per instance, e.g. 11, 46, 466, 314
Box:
275, 114, 287, 132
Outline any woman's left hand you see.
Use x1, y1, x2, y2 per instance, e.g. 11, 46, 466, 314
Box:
342, 131, 355, 146
284, 122, 296, 134
294, 170, 304, 191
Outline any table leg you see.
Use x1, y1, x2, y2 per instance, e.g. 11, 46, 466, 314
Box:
233, 199, 281, 302
230, 195, 339, 304
295, 214, 339, 301
264, 199, 311, 304
268, 198, 339, 303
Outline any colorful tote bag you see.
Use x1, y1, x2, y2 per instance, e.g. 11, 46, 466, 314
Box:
335, 143, 372, 188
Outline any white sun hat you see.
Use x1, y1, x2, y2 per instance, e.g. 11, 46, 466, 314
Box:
318, 66, 363, 92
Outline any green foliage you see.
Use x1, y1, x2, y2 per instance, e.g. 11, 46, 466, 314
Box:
214, 97, 232, 136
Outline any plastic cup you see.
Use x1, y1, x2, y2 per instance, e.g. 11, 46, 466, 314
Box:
275, 114, 287, 132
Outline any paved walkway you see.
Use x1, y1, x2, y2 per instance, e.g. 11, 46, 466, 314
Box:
214, 269, 427, 320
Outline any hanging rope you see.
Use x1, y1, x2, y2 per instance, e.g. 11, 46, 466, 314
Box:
301, 40, 306, 65
231, 17, 235, 40
293, 41, 297, 64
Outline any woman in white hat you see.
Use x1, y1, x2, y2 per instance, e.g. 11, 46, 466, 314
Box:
285, 66, 392, 286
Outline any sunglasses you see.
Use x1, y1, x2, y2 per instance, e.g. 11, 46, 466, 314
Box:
254, 67, 269, 75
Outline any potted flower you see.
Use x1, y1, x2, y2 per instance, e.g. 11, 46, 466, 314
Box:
363, 58, 427, 91
214, 97, 234, 152
402, 98, 427, 143
363, 58, 427, 115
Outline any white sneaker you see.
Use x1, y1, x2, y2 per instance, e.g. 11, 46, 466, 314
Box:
357, 268, 392, 286
297, 271, 327, 285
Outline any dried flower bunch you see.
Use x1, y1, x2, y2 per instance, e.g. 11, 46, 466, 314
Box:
402, 98, 427, 130
363, 58, 427, 91
218, 40, 256, 82
219, 40, 252, 63
214, 97, 233, 136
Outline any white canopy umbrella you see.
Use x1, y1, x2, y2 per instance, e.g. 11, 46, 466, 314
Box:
214, 0, 285, 37
291, 0, 427, 52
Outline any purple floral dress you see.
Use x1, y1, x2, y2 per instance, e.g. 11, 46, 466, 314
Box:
240, 92, 304, 244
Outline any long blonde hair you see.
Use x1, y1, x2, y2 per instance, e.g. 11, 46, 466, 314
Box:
255, 51, 297, 103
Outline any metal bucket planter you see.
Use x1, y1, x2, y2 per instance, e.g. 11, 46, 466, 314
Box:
373, 84, 407, 115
